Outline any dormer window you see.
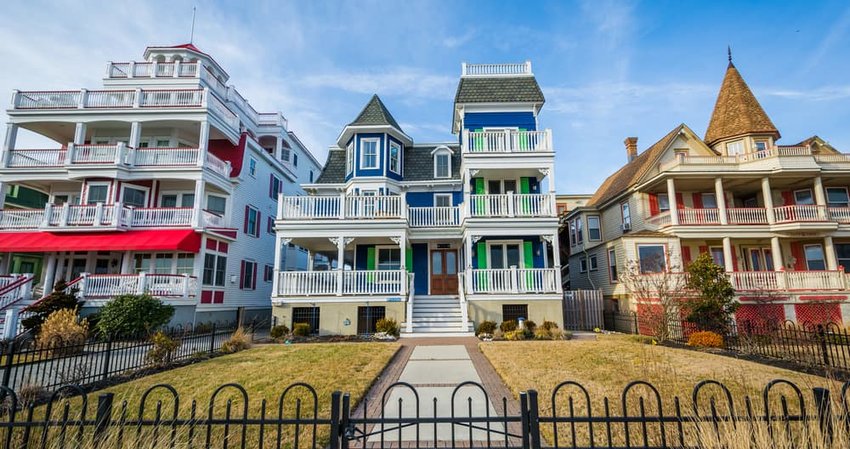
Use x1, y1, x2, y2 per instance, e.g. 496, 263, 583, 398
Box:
726, 140, 744, 156
389, 142, 401, 174
346, 142, 354, 174
433, 147, 452, 178
361, 138, 379, 169
754, 140, 768, 153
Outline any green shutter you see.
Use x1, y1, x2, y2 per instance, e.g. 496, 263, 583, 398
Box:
367, 246, 376, 282
476, 241, 488, 290
406, 248, 413, 273
473, 178, 486, 215
520, 177, 531, 214
518, 128, 528, 151
523, 241, 534, 288
473, 128, 484, 151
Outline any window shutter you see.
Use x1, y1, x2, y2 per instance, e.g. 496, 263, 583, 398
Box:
474, 178, 485, 194
256, 212, 261, 237
523, 241, 534, 268
692, 193, 703, 209
518, 128, 528, 150
476, 241, 487, 269
675, 193, 685, 209
243, 206, 249, 233
366, 247, 376, 270
520, 177, 530, 194
682, 246, 692, 267
790, 242, 806, 270
405, 248, 413, 273
239, 260, 245, 290
781, 191, 794, 206
269, 174, 274, 198
252, 263, 257, 290
648, 194, 659, 216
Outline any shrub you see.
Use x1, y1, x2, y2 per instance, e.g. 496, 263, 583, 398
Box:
534, 328, 554, 340
504, 330, 525, 341
37, 309, 89, 356
146, 331, 180, 367
376, 318, 400, 336
221, 328, 252, 353
523, 320, 537, 332
293, 322, 311, 337
499, 320, 518, 332
270, 325, 290, 339
476, 320, 497, 335
687, 330, 724, 348
684, 253, 738, 333
21, 280, 82, 332
541, 320, 559, 331
96, 294, 175, 337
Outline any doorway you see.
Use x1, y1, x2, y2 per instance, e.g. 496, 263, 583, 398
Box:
430, 249, 458, 295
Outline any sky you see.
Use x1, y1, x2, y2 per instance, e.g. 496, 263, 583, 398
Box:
2, 0, 849, 194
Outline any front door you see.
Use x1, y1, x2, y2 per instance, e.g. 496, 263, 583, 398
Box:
430, 249, 458, 295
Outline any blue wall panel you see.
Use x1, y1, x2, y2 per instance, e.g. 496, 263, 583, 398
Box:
386, 135, 404, 181
354, 133, 385, 177
354, 244, 371, 270
470, 236, 548, 269
412, 243, 429, 295
406, 191, 464, 207
463, 112, 536, 131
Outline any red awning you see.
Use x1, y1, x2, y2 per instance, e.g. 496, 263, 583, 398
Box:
0, 230, 202, 253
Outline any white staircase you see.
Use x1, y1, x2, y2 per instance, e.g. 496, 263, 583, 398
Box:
0, 274, 36, 339
402, 295, 474, 337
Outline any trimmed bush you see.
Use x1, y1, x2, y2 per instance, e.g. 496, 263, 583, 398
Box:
221, 328, 252, 353
499, 320, 518, 332
37, 309, 88, 356
270, 325, 290, 339
146, 331, 180, 366
22, 280, 82, 332
541, 320, 559, 331
376, 318, 400, 336
293, 322, 311, 337
523, 320, 537, 332
476, 320, 497, 335
96, 294, 174, 337
687, 330, 724, 348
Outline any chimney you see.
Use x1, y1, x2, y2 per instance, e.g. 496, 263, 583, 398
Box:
624, 137, 638, 162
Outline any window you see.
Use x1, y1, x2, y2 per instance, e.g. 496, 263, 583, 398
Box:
836, 244, 850, 273
608, 249, 618, 282
176, 254, 194, 275
269, 175, 283, 200
389, 142, 401, 174
804, 244, 826, 270
637, 244, 666, 273
435, 153, 450, 178
575, 218, 583, 243
161, 193, 194, 208
488, 242, 522, 269
241, 260, 257, 290
156, 138, 171, 148
134, 254, 151, 274
357, 306, 386, 335
248, 157, 257, 177
86, 184, 109, 205
569, 222, 576, 246
202, 254, 227, 286
309, 170, 314, 183
502, 304, 528, 323
264, 264, 274, 282
361, 139, 379, 169
267, 216, 275, 234
434, 194, 452, 208
377, 247, 401, 270
579, 257, 588, 273
346, 143, 354, 174
587, 216, 601, 241
122, 186, 147, 208
621, 203, 631, 228
794, 189, 814, 205
244, 206, 260, 237
589, 254, 598, 271
710, 247, 725, 267
293, 153, 298, 167
207, 195, 226, 215
701, 193, 717, 209
658, 194, 670, 212
826, 188, 850, 208
754, 141, 768, 152
726, 140, 744, 156
292, 307, 320, 334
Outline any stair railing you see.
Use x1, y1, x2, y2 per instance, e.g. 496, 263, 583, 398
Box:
405, 273, 415, 333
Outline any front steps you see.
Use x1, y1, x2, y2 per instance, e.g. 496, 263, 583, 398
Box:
401, 295, 474, 337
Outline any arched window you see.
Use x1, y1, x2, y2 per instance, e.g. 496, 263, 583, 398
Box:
432, 146, 453, 179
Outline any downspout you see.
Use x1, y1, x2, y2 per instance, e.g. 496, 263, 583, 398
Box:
582, 247, 596, 290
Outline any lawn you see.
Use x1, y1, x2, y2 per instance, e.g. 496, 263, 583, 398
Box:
15, 342, 399, 448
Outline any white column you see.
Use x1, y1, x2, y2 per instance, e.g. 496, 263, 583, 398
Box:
42, 253, 57, 292
197, 120, 210, 167
0, 253, 11, 274
465, 236, 474, 293
813, 176, 826, 206
714, 177, 728, 225
128, 122, 142, 162
73, 123, 87, 145
275, 136, 283, 161
551, 233, 562, 291
1, 123, 18, 168
770, 237, 784, 271
192, 179, 204, 228
761, 177, 776, 224
824, 236, 838, 270
272, 235, 283, 296
336, 236, 345, 296
667, 178, 679, 226
722, 237, 735, 272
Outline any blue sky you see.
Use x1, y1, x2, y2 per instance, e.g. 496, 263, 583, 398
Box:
2, 0, 849, 193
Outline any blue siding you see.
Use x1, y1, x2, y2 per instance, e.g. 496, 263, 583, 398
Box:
528, 177, 540, 194
463, 112, 536, 131
406, 191, 463, 207
471, 236, 547, 269
386, 135, 404, 181
354, 133, 385, 177
412, 244, 429, 294
354, 244, 371, 270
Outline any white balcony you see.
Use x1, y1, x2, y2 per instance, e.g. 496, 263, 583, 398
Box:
647, 205, 839, 227
76, 273, 198, 300
275, 270, 408, 297
727, 208, 769, 225
773, 205, 828, 223
467, 193, 555, 218
658, 145, 814, 172
637, 270, 850, 293
278, 195, 403, 221
107, 61, 200, 79
408, 206, 461, 227
0, 204, 224, 231
462, 129, 553, 153
467, 267, 560, 294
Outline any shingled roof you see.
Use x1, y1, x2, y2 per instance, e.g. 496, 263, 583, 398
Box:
454, 76, 545, 104
587, 125, 684, 208
348, 94, 404, 132
314, 149, 346, 184
314, 145, 461, 184
704, 62, 779, 147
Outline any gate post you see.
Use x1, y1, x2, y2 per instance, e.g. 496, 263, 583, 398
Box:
329, 391, 342, 449
341, 393, 351, 449
813, 387, 833, 444
527, 390, 542, 449
94, 393, 114, 444
519, 392, 531, 449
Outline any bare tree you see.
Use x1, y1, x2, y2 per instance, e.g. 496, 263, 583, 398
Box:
619, 252, 690, 342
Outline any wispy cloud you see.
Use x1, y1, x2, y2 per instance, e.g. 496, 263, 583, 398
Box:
802, 6, 850, 74
761, 86, 850, 101
443, 29, 477, 49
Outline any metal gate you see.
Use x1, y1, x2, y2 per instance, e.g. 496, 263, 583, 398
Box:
562, 289, 603, 331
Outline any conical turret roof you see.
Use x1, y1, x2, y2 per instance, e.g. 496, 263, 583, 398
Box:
347, 94, 403, 132
704, 62, 779, 146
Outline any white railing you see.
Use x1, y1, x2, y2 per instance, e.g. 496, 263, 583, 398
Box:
131, 208, 194, 227
406, 273, 415, 333
202, 210, 226, 227
467, 193, 554, 217
516, 268, 559, 293
70, 144, 120, 164
207, 93, 241, 130
13, 90, 80, 109
463, 129, 552, 153
280, 196, 342, 220
458, 272, 468, 331
677, 208, 720, 225
0, 210, 43, 229
12, 89, 213, 110
343, 270, 405, 295
0, 204, 202, 230
79, 273, 196, 299
773, 205, 828, 222
277, 271, 338, 296
729, 271, 779, 291
0, 274, 34, 311
462, 62, 532, 76
133, 147, 199, 166
727, 208, 769, 225
7, 149, 67, 167
785, 271, 845, 290
145, 274, 196, 297
83, 90, 134, 108
107, 62, 201, 79
205, 152, 233, 177
345, 196, 403, 219
408, 206, 461, 227
828, 207, 850, 223
815, 153, 850, 164
637, 270, 848, 293
646, 211, 672, 227
469, 268, 559, 294
659, 146, 813, 171
139, 89, 203, 107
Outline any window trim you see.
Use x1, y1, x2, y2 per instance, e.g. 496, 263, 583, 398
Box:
244, 205, 260, 237
85, 182, 111, 205
621, 202, 631, 228
486, 240, 525, 269
241, 259, 257, 290
587, 215, 601, 241
701, 193, 718, 209
120, 184, 149, 208
206, 195, 227, 216
248, 157, 257, 178
579, 256, 588, 273
389, 141, 401, 174
575, 217, 583, 243
726, 139, 744, 156
269, 174, 283, 200
803, 244, 826, 271
657, 193, 670, 212
636, 243, 668, 274
826, 187, 850, 207
159, 191, 195, 208
607, 248, 618, 283
346, 142, 354, 174
434, 152, 451, 178
360, 138, 380, 170
589, 254, 598, 271
434, 193, 453, 207
794, 189, 814, 205
375, 245, 402, 271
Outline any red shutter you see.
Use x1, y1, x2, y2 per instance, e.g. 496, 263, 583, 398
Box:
239, 260, 245, 289
675, 193, 684, 208
692, 193, 703, 209
252, 263, 258, 290
781, 191, 794, 206
698, 245, 708, 255
648, 194, 659, 216
256, 212, 262, 237
790, 242, 806, 270
682, 246, 692, 267
243, 206, 249, 233
731, 247, 739, 271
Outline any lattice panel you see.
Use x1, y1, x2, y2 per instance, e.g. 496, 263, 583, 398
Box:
735, 304, 786, 329
794, 303, 843, 328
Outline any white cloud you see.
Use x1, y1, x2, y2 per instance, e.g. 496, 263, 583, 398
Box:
761, 86, 850, 102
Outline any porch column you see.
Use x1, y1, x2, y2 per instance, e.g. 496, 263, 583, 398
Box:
667, 178, 679, 226
813, 176, 827, 206
73, 123, 87, 145
275, 136, 283, 161
722, 237, 735, 272
196, 120, 209, 167
0, 253, 10, 274
824, 236, 838, 270
128, 122, 141, 165
463, 168, 472, 217
465, 236, 474, 293
761, 177, 776, 224
192, 179, 204, 228
272, 235, 284, 296
398, 234, 407, 295
120, 251, 133, 274
770, 237, 784, 271
1, 123, 18, 168
714, 177, 728, 225
42, 253, 57, 292
551, 232, 562, 291
336, 236, 345, 296
0, 181, 5, 209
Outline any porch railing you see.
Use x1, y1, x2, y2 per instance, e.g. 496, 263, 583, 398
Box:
658, 145, 813, 171
677, 208, 720, 225
774, 205, 828, 222
343, 270, 405, 295
132, 147, 199, 166
6, 149, 67, 167
639, 270, 848, 292
462, 129, 553, 153
277, 271, 338, 296
828, 207, 850, 223
0, 204, 222, 230
407, 206, 461, 227
468, 267, 560, 294
727, 207, 769, 224
275, 270, 407, 296
467, 193, 554, 217
79, 273, 197, 299
279, 195, 403, 220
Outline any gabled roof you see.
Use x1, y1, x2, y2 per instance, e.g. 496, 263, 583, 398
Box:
313, 145, 461, 184
704, 62, 779, 146
587, 125, 687, 208
348, 94, 404, 132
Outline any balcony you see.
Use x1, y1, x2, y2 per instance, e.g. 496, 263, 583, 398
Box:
637, 270, 850, 293
275, 270, 409, 297
107, 61, 200, 79
657, 145, 814, 172
0, 204, 225, 231
408, 206, 461, 227
467, 268, 560, 294
461, 129, 553, 153
648, 205, 843, 227
75, 273, 198, 300
467, 193, 555, 218
278, 195, 404, 221
3, 144, 232, 177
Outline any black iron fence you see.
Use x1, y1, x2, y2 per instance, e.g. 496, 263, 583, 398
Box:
0, 379, 849, 448
0, 321, 248, 394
